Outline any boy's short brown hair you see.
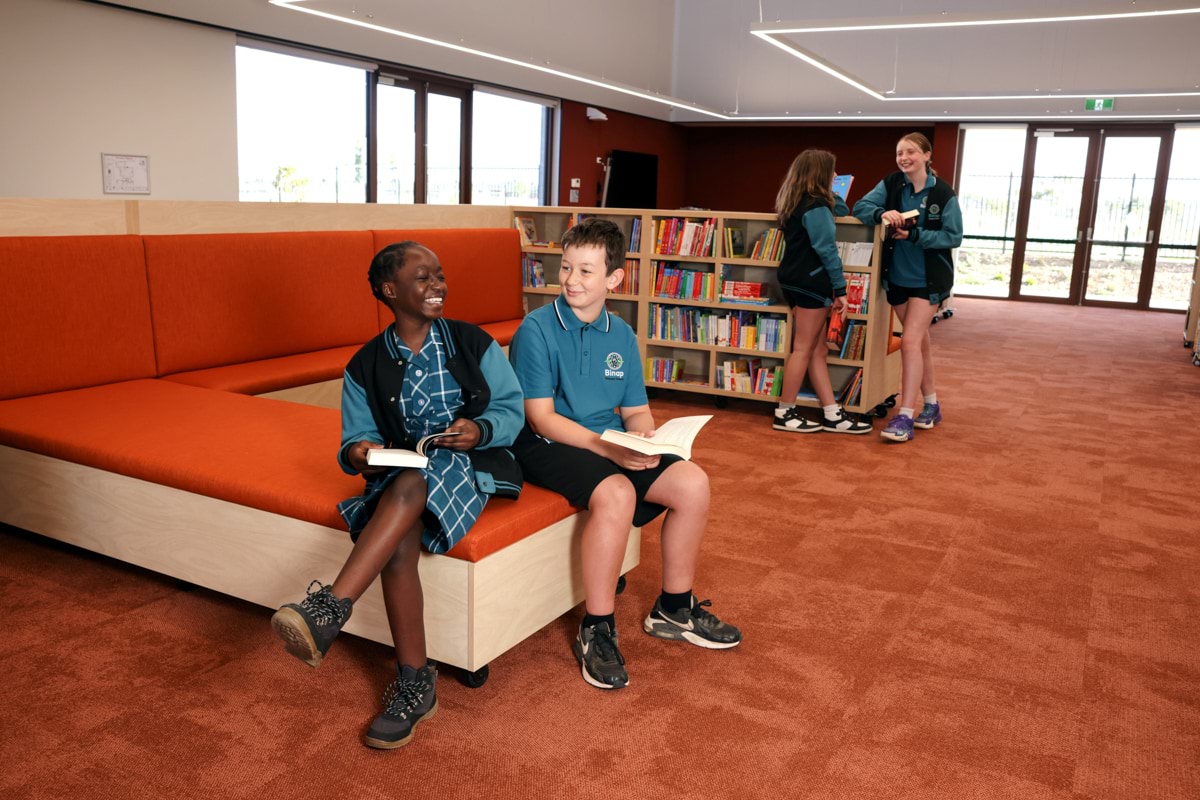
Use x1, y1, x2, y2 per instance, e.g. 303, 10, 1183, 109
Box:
560, 218, 626, 275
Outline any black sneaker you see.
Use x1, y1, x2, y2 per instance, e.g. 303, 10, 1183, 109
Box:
643, 597, 742, 649
363, 662, 438, 750
270, 580, 353, 668
821, 409, 873, 435
573, 621, 628, 690
773, 406, 821, 433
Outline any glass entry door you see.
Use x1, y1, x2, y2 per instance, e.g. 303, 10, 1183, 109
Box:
1009, 128, 1172, 307
1018, 132, 1098, 300
1082, 134, 1169, 305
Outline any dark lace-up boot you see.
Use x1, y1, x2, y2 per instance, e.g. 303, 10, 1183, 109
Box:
362, 662, 438, 749
270, 580, 353, 668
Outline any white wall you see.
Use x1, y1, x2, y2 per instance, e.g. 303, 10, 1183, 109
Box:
0, 0, 237, 200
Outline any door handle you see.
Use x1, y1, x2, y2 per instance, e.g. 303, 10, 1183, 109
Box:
1146, 229, 1155, 245
1077, 229, 1083, 243
1086, 227, 1093, 242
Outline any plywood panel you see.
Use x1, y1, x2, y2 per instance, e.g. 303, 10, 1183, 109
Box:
258, 379, 343, 410
0, 198, 130, 237
135, 200, 510, 234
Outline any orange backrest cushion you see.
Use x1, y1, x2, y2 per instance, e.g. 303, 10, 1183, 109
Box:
370, 229, 522, 330
0, 235, 157, 400
143, 231, 378, 375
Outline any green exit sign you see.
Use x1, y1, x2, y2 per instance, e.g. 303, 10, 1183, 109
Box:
1086, 97, 1114, 111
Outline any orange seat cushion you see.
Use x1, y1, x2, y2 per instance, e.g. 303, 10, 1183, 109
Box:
162, 345, 360, 394
0, 235, 157, 400
143, 231, 378, 376
371, 229, 523, 330
0, 380, 573, 562
479, 319, 522, 347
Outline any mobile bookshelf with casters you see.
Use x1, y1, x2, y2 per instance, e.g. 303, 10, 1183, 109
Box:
511, 206, 900, 413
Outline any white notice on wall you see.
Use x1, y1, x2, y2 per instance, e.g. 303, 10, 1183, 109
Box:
101, 153, 151, 194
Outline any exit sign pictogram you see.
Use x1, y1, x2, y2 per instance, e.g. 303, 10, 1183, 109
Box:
1085, 98, 1114, 111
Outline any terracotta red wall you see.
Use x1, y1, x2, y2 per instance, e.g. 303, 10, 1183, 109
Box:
681, 125, 949, 213
557, 109, 961, 213
558, 100, 688, 209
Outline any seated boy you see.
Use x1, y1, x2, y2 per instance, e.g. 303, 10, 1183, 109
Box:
508, 218, 741, 690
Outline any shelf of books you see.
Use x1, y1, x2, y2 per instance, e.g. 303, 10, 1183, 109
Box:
511, 206, 900, 412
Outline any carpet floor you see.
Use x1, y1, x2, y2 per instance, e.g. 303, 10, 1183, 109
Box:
1, 297, 1198, 799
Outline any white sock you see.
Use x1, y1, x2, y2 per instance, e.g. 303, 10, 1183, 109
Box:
924, 393, 938, 406
899, 407, 915, 419
823, 404, 841, 421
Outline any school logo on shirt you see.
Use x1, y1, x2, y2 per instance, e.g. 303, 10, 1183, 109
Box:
604, 352, 625, 379
928, 203, 941, 219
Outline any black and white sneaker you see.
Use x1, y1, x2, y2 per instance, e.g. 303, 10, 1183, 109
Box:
573, 621, 628, 690
773, 406, 821, 433
821, 410, 873, 435
643, 597, 742, 649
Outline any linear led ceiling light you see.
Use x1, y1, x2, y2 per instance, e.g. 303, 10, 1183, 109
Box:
751, 5, 1200, 103
269, 0, 731, 119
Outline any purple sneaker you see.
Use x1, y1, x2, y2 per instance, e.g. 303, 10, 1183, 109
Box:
880, 414, 915, 442
913, 402, 942, 430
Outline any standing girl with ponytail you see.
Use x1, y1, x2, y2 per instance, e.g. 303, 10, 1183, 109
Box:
852, 133, 963, 443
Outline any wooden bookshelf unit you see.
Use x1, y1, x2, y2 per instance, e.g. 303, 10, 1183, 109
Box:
511, 206, 901, 413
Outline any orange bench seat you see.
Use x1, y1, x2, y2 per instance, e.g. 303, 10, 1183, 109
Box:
0, 379, 574, 563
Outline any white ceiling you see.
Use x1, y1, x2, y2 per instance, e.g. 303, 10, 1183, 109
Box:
91, 0, 1200, 122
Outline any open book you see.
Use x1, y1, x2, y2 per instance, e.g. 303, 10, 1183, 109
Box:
366, 431, 462, 469
600, 415, 713, 461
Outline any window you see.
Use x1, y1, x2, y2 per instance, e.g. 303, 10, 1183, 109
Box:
377, 81, 416, 204
955, 126, 1027, 297
1151, 127, 1200, 309
236, 46, 367, 203
237, 42, 553, 206
471, 90, 550, 205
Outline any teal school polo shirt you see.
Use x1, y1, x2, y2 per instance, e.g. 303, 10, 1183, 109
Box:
509, 295, 647, 435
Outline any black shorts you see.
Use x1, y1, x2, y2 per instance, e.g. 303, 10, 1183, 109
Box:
887, 283, 941, 306
512, 425, 682, 527
782, 288, 829, 310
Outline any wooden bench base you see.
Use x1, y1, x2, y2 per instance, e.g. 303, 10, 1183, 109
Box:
0, 445, 639, 673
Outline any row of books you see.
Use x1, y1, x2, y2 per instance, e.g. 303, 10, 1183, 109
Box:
645, 357, 686, 384
748, 227, 785, 261
838, 368, 864, 407
715, 358, 783, 396
652, 262, 717, 302
845, 273, 871, 314
832, 320, 868, 360
614, 258, 639, 295
653, 217, 717, 257
648, 304, 787, 353
522, 255, 547, 288
837, 241, 875, 267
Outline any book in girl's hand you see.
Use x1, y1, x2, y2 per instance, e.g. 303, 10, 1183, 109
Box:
826, 312, 846, 351
366, 431, 463, 469
886, 209, 919, 238
600, 415, 713, 461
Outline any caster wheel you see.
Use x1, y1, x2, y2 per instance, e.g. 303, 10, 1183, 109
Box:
929, 315, 939, 325
616, 574, 627, 595
1193, 354, 1200, 367
869, 404, 888, 418
944, 309, 954, 318
884, 396, 897, 408
462, 665, 489, 688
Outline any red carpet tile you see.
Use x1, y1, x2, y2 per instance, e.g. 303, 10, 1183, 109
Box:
2, 297, 1199, 799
